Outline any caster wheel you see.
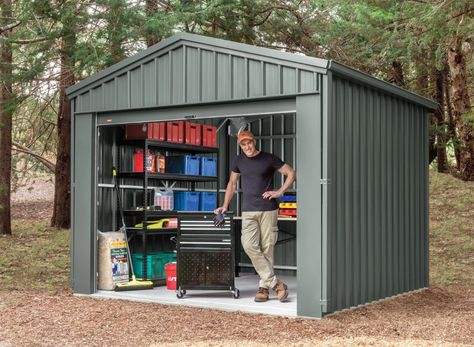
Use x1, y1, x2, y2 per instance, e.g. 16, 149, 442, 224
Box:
176, 289, 184, 299
232, 289, 240, 299
182, 289, 186, 295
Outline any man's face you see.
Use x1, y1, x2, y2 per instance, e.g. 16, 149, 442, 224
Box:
239, 139, 258, 157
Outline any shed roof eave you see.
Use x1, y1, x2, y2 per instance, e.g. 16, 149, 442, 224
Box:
328, 60, 438, 110
66, 32, 329, 97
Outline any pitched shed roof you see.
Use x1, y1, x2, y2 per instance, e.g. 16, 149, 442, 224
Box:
66, 32, 436, 110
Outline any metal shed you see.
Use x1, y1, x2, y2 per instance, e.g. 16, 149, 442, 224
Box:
66, 32, 437, 318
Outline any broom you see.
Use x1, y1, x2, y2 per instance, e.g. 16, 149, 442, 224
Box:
113, 167, 154, 291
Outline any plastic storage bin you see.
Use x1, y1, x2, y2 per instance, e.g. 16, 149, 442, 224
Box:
202, 125, 217, 147
167, 121, 184, 143
200, 156, 217, 176
185, 122, 202, 146
154, 188, 174, 210
168, 155, 200, 175
174, 191, 199, 211
200, 192, 216, 211
125, 122, 166, 141
131, 251, 176, 280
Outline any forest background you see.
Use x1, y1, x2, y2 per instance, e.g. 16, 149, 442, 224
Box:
0, 0, 473, 234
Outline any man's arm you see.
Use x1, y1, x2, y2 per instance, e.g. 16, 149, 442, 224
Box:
214, 171, 240, 214
262, 164, 296, 199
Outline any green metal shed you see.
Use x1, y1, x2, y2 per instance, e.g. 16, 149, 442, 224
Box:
66, 32, 437, 318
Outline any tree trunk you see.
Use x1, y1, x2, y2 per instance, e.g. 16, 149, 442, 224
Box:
432, 68, 448, 172
51, 31, 75, 228
447, 38, 474, 180
444, 68, 460, 169
416, 66, 437, 163
392, 60, 405, 87
0, 0, 13, 235
145, 0, 159, 47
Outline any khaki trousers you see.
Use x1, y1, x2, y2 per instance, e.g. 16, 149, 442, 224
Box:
241, 209, 279, 289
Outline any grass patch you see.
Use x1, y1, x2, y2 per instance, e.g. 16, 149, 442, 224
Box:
429, 170, 474, 287
0, 221, 70, 291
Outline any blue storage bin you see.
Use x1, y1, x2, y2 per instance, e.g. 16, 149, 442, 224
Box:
280, 194, 296, 202
200, 156, 217, 176
174, 191, 200, 211
200, 192, 217, 211
168, 155, 200, 175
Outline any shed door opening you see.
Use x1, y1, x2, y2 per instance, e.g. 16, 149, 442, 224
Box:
95, 112, 297, 316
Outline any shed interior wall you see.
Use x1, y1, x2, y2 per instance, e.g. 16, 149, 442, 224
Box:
96, 113, 298, 277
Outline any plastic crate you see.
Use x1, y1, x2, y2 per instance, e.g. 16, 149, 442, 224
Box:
167, 155, 200, 175
131, 251, 176, 280
200, 156, 217, 176
279, 202, 297, 209
202, 125, 217, 147
280, 194, 297, 202
200, 192, 217, 211
278, 209, 297, 217
167, 121, 184, 143
125, 122, 166, 141
185, 122, 202, 146
174, 191, 200, 211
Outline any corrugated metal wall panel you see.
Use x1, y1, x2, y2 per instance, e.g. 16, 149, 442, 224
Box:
71, 43, 321, 113
157, 53, 171, 105
91, 86, 103, 111
186, 46, 200, 103
143, 60, 156, 106
265, 63, 279, 96
116, 73, 128, 109
130, 66, 142, 108
171, 47, 184, 104
103, 80, 115, 110
248, 59, 263, 97
201, 50, 216, 101
232, 56, 246, 99
327, 75, 429, 313
216, 53, 231, 100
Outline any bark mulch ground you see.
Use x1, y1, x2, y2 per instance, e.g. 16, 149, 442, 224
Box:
0, 285, 472, 347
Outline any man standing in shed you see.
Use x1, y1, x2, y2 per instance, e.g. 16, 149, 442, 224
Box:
215, 130, 296, 302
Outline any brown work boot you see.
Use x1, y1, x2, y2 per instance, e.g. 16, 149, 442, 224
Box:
254, 287, 269, 302
273, 280, 288, 302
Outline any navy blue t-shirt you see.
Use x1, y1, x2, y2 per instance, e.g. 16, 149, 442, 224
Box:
231, 151, 285, 212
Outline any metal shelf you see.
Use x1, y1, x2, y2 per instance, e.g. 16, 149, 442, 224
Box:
123, 209, 178, 217
119, 139, 218, 154
118, 172, 217, 182
126, 227, 178, 236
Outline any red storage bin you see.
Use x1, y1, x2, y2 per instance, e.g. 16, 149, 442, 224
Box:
167, 121, 184, 143
165, 263, 177, 290
185, 122, 202, 146
125, 122, 166, 141
202, 125, 217, 147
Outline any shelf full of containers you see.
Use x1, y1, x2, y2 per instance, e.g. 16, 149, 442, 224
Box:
117, 120, 219, 285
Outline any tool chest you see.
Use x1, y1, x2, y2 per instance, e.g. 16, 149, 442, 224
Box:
176, 212, 239, 298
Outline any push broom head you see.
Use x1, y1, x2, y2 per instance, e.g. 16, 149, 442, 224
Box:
114, 275, 154, 291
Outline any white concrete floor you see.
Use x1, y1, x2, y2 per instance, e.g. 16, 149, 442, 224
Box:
91, 273, 297, 317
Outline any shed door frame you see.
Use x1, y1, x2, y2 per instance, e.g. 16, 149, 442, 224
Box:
73, 94, 324, 317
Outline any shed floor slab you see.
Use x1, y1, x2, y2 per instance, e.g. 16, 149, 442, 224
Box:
91, 274, 297, 317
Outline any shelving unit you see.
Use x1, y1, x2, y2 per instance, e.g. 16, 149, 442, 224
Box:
116, 137, 219, 284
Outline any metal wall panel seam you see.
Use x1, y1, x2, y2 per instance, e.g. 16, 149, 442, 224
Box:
345, 79, 353, 308
127, 71, 131, 109
213, 51, 218, 101
410, 104, 416, 291
380, 94, 389, 297
397, 100, 403, 294
374, 92, 381, 300
183, 45, 187, 103
337, 77, 344, 310
353, 84, 361, 305
387, 96, 394, 296
368, 88, 375, 303
70, 100, 75, 289
198, 48, 202, 102
278, 64, 282, 95
415, 106, 421, 289
169, 50, 173, 105
141, 63, 145, 107
360, 86, 368, 305
404, 101, 410, 293
320, 73, 329, 312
